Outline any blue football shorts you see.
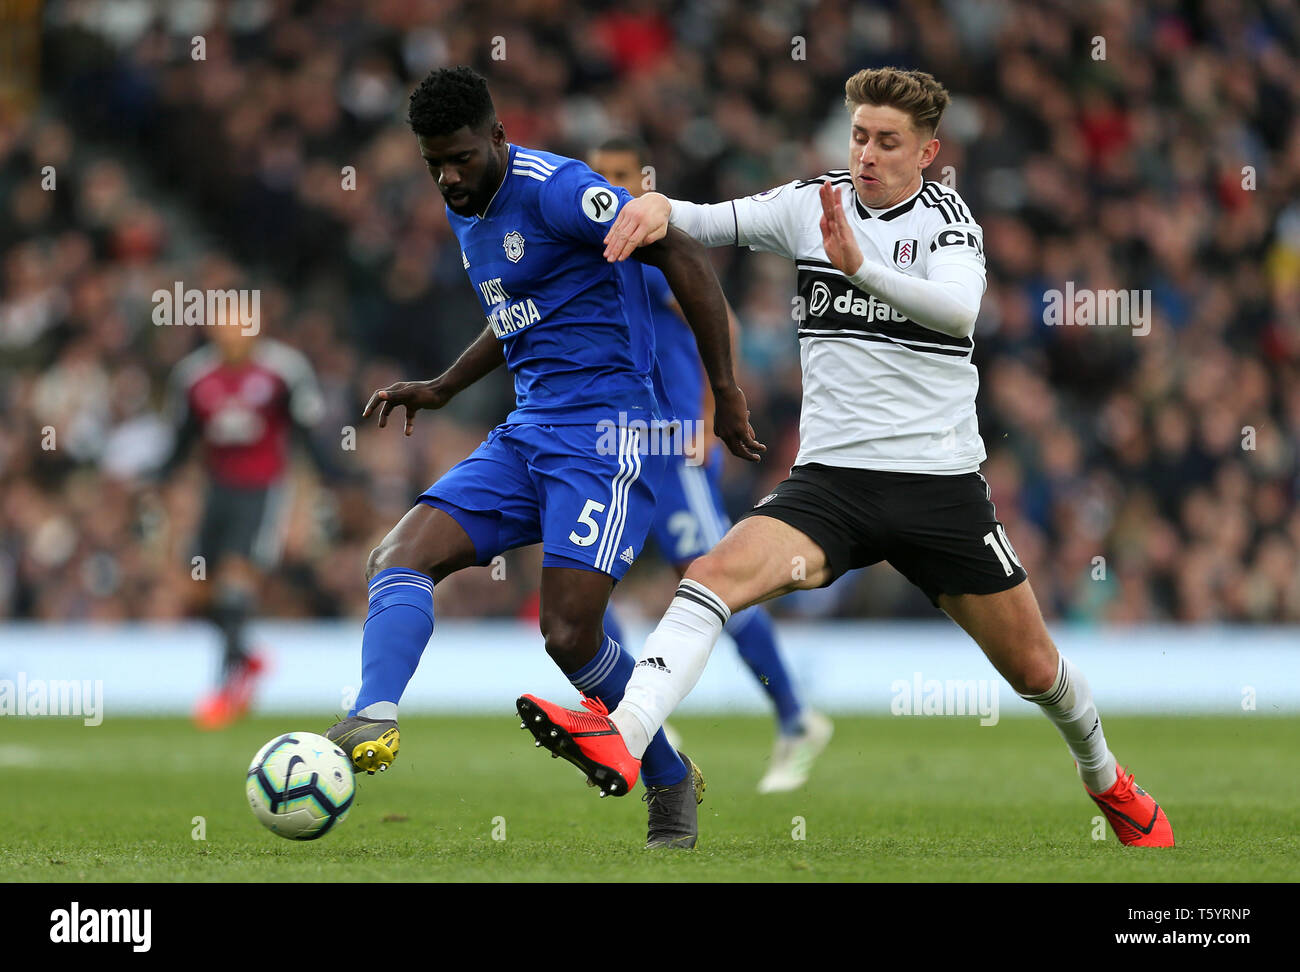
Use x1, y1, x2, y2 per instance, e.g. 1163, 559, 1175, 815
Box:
419, 421, 668, 581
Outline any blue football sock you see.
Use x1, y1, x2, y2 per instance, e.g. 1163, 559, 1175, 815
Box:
351, 568, 435, 718
567, 630, 687, 787
601, 605, 626, 655
727, 606, 805, 735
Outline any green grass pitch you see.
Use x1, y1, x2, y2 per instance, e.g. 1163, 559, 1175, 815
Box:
1, 713, 1296, 882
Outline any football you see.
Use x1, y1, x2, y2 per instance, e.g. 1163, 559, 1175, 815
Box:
245, 733, 355, 840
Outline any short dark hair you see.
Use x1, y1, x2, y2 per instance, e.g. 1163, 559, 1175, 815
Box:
595, 134, 649, 165
408, 66, 496, 138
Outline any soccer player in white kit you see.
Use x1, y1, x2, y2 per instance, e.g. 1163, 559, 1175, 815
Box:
518, 67, 1173, 847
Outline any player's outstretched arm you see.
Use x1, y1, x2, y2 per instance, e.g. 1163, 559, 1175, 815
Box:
819, 180, 982, 338
363, 323, 504, 436
603, 192, 671, 261
634, 227, 766, 463
604, 192, 745, 262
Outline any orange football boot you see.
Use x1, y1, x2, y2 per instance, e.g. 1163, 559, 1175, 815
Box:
1086, 764, 1175, 847
517, 693, 641, 797
195, 651, 268, 730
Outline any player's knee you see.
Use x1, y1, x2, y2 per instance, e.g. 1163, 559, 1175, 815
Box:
365, 538, 440, 583
364, 544, 389, 582
540, 615, 602, 672
681, 551, 741, 601
1011, 644, 1059, 696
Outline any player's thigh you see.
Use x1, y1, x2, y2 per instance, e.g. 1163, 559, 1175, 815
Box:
369, 504, 481, 583
690, 462, 887, 610
533, 422, 665, 581
684, 513, 833, 613
246, 480, 293, 571
193, 485, 251, 572
389, 427, 542, 581
648, 455, 731, 568
883, 470, 1028, 605
938, 581, 1058, 696
531, 423, 664, 666
879, 470, 1056, 694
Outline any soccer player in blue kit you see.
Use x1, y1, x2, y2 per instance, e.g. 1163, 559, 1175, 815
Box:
325, 67, 764, 849
589, 138, 833, 793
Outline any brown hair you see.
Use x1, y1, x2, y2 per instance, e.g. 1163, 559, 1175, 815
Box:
844, 67, 950, 137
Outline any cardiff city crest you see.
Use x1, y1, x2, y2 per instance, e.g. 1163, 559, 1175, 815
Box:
503, 231, 525, 263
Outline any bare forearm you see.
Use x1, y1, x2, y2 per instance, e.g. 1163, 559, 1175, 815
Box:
436, 323, 505, 397
635, 227, 736, 392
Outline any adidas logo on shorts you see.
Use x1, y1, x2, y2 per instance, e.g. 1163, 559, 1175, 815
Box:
619, 546, 635, 565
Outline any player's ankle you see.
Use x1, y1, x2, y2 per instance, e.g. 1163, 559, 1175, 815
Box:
611, 701, 654, 758
356, 701, 398, 721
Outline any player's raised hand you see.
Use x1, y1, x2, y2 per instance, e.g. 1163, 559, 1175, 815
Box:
712, 384, 766, 463
603, 192, 671, 262
362, 380, 450, 436
818, 179, 865, 277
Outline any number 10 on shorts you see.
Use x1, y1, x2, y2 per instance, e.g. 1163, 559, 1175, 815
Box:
569, 499, 606, 547
983, 525, 1022, 576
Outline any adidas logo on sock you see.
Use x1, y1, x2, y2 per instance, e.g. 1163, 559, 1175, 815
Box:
619, 546, 635, 565
635, 656, 671, 673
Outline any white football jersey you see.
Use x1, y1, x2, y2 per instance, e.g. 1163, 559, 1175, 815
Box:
731, 173, 987, 473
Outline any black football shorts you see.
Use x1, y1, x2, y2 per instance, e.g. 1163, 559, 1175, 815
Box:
194, 482, 291, 570
739, 463, 1028, 606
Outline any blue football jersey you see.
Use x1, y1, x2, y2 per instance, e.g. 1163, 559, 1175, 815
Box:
446, 144, 663, 425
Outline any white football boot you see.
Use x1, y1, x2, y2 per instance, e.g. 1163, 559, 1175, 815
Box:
756, 710, 834, 793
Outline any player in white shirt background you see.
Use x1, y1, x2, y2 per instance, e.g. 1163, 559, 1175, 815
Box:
519, 66, 1174, 848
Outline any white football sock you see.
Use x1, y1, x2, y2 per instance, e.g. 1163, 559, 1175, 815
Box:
357, 701, 398, 721
1021, 654, 1117, 793
611, 579, 730, 758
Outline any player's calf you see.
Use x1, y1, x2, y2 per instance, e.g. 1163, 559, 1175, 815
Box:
939, 583, 1059, 696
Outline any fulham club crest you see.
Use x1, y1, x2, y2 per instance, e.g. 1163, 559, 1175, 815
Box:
503, 231, 525, 263
893, 238, 917, 269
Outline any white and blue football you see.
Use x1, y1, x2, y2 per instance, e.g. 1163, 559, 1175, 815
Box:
246, 732, 355, 840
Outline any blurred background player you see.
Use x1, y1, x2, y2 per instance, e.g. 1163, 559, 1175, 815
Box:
155, 307, 339, 729
590, 136, 832, 792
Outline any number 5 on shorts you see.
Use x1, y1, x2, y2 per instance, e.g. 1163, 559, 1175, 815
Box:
569, 499, 607, 547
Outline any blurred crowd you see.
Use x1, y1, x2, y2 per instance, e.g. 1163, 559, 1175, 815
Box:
2, 0, 1299, 624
